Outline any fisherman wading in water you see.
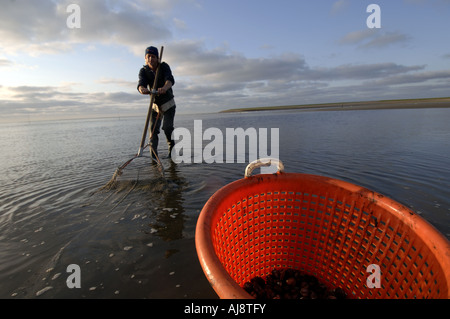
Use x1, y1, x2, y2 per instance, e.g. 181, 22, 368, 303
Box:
137, 46, 176, 160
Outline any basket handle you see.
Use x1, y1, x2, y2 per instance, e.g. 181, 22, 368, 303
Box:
245, 158, 284, 177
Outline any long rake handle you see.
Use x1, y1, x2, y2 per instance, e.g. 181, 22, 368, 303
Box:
138, 46, 164, 156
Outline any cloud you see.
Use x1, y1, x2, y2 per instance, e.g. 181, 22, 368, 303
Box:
0, 0, 173, 56
157, 40, 447, 112
369, 70, 450, 86
0, 1, 448, 121
8, 38, 445, 117
168, 40, 426, 85
166, 40, 308, 83
331, 0, 350, 15
362, 32, 412, 49
173, 18, 187, 31
1, 33, 448, 121
339, 29, 412, 49
96, 78, 136, 88
1, 56, 449, 122
304, 63, 425, 81
0, 58, 14, 67
339, 29, 376, 45
0, 84, 145, 121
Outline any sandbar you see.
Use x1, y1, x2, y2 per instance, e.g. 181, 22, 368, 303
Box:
220, 97, 450, 113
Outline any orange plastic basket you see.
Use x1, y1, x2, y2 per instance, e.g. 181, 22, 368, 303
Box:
196, 159, 450, 299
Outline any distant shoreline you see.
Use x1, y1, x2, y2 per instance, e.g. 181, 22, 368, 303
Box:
219, 97, 450, 113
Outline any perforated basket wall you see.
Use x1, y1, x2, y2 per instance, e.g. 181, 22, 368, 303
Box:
195, 173, 450, 299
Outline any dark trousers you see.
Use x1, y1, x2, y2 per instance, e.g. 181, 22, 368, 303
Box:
150, 105, 176, 157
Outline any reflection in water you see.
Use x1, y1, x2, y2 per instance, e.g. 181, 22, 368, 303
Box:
147, 161, 187, 244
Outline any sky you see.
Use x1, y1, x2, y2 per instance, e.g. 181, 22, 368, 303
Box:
1, 0, 450, 122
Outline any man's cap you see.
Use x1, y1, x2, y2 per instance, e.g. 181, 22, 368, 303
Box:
145, 46, 159, 57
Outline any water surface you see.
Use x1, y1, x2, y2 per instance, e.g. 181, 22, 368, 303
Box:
0, 108, 449, 298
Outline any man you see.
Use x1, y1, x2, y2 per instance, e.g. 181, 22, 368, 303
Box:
137, 46, 176, 160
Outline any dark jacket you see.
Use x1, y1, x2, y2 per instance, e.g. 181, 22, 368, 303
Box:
137, 62, 175, 107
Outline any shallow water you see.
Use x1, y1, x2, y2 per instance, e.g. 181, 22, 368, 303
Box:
0, 108, 449, 298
